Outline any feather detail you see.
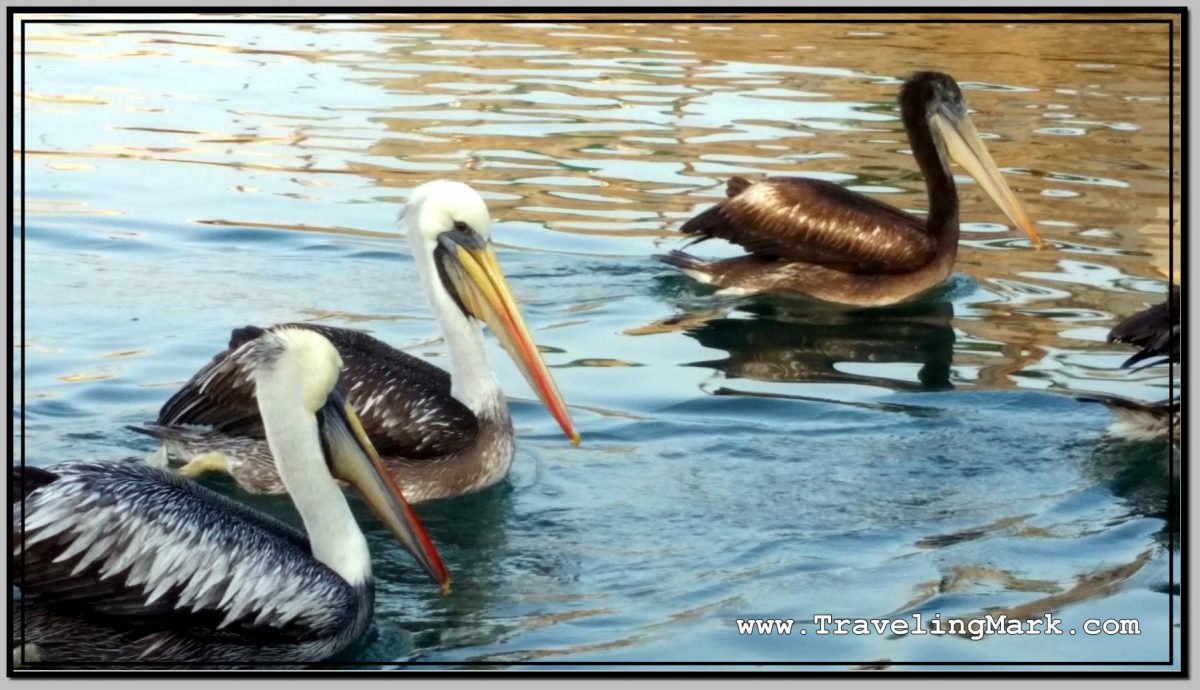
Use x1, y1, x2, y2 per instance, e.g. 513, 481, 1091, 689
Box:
1108, 285, 1180, 369
680, 176, 938, 274
14, 461, 359, 642
154, 324, 478, 459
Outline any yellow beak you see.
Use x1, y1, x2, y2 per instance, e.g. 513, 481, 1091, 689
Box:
437, 231, 580, 447
319, 390, 451, 593
931, 109, 1042, 249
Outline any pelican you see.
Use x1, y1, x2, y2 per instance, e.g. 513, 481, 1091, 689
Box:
655, 71, 1041, 305
14, 328, 448, 667
132, 181, 578, 501
1078, 286, 1181, 443
1107, 284, 1180, 369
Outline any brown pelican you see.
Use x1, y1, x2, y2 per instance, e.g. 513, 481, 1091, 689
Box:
133, 181, 578, 502
14, 328, 448, 667
1079, 285, 1181, 443
655, 71, 1041, 305
1107, 284, 1180, 369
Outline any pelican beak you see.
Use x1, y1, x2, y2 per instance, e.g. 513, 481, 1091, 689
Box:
931, 107, 1042, 249
435, 229, 580, 447
319, 389, 450, 593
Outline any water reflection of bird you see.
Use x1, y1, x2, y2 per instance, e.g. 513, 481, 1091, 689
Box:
656, 71, 1040, 305
133, 182, 578, 502
681, 299, 956, 391
1079, 285, 1181, 444
15, 329, 447, 667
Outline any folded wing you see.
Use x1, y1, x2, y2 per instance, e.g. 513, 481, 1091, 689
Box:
156, 324, 478, 460
14, 461, 350, 643
1107, 285, 1180, 368
681, 176, 938, 274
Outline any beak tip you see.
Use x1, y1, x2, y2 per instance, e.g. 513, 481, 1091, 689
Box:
569, 432, 581, 447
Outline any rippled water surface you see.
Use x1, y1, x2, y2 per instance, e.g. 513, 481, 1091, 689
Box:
15, 16, 1180, 669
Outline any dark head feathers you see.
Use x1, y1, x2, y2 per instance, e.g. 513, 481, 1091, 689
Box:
900, 71, 966, 118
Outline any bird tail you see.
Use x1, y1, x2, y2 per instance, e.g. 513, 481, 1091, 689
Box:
126, 424, 201, 468
1076, 393, 1177, 411
652, 250, 716, 285
653, 249, 708, 271
1076, 394, 1176, 442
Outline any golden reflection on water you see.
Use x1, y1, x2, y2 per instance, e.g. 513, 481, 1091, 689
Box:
15, 16, 1180, 387
17, 21, 1178, 250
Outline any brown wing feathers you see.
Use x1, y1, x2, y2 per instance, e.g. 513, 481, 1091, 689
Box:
156, 334, 264, 437
1107, 285, 1181, 369
154, 324, 478, 459
680, 176, 937, 273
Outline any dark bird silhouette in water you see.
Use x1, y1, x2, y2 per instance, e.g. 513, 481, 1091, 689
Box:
1079, 285, 1180, 444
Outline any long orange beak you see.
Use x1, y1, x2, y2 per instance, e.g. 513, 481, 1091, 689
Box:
436, 232, 580, 446
930, 108, 1042, 249
320, 390, 450, 593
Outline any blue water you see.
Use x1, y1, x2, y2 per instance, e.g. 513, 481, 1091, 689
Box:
14, 18, 1178, 669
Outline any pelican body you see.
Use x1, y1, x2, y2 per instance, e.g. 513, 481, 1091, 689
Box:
656, 71, 1041, 305
15, 329, 447, 667
133, 181, 578, 501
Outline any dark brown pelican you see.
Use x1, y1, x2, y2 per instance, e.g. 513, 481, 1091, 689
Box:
656, 71, 1041, 305
1079, 285, 1181, 443
132, 181, 578, 502
15, 328, 448, 667
1107, 284, 1180, 369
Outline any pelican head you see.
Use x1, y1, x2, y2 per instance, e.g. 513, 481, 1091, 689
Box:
253, 327, 449, 591
404, 180, 494, 250
401, 181, 579, 447
254, 327, 346, 412
901, 71, 1041, 249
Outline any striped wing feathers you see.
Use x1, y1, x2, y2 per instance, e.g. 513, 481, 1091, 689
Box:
15, 461, 350, 640
682, 176, 937, 273
156, 324, 477, 459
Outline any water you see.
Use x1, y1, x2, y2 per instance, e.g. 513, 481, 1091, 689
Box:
14, 18, 1179, 669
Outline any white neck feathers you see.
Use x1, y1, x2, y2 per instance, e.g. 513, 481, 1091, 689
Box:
255, 353, 372, 587
403, 182, 507, 419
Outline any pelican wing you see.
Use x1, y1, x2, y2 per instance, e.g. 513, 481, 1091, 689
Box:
1107, 285, 1180, 368
681, 176, 938, 273
14, 461, 353, 642
155, 325, 269, 438
157, 324, 478, 459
